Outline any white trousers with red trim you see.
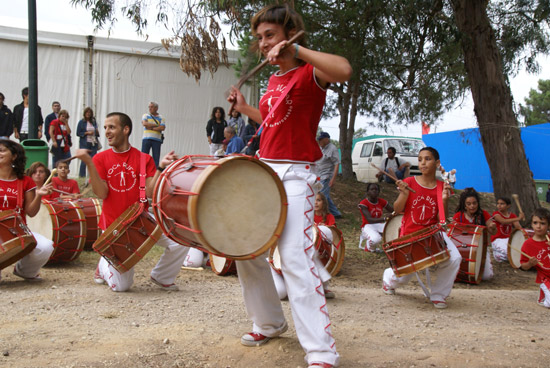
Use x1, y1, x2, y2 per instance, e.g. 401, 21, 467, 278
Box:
183, 247, 206, 268
13, 232, 54, 278
97, 234, 189, 292
382, 231, 462, 303
491, 238, 509, 262
360, 223, 385, 251
539, 280, 550, 308
236, 162, 339, 366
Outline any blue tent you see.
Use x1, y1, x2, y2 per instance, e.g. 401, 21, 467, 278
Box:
422, 123, 550, 193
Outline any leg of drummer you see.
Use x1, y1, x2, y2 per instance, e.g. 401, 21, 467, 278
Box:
150, 235, 190, 289
361, 224, 384, 252
491, 238, 508, 262
382, 267, 414, 293
97, 256, 134, 292
270, 267, 288, 300
429, 233, 461, 303
540, 281, 550, 308
482, 248, 494, 280
183, 247, 206, 268
14, 232, 54, 279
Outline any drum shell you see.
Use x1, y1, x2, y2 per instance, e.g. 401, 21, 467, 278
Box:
70, 198, 101, 250
153, 155, 287, 260
0, 210, 37, 269
382, 214, 403, 244
382, 225, 449, 277
209, 254, 237, 276
447, 223, 487, 284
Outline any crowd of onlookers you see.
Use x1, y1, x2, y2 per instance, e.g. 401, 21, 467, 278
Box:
206, 106, 260, 157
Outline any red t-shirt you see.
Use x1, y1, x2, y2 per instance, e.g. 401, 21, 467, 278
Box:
452, 210, 492, 225
491, 211, 517, 241
258, 63, 326, 162
93, 147, 156, 230
520, 237, 550, 283
43, 177, 80, 200
314, 213, 336, 226
359, 197, 388, 227
50, 119, 70, 152
400, 177, 444, 236
0, 176, 36, 223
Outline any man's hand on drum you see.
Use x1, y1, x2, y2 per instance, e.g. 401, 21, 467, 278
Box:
159, 151, 178, 170
74, 149, 93, 164
37, 183, 52, 197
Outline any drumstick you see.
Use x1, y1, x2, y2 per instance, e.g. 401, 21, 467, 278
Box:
80, 186, 92, 197
58, 156, 79, 165
370, 163, 416, 193
509, 245, 543, 267
44, 168, 57, 186
511, 194, 524, 215
52, 188, 73, 196
226, 30, 305, 115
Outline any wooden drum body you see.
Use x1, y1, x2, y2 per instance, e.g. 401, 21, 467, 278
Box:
0, 210, 37, 269
71, 198, 101, 250
447, 223, 487, 284
152, 155, 287, 260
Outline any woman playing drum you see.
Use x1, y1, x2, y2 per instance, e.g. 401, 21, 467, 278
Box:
228, 4, 351, 367
382, 147, 462, 309
0, 139, 54, 281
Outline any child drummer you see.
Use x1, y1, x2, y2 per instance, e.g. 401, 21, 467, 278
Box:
519, 208, 550, 308
382, 147, 462, 309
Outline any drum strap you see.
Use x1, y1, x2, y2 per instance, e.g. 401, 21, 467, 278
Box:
16, 179, 23, 214
436, 181, 446, 225
139, 152, 147, 203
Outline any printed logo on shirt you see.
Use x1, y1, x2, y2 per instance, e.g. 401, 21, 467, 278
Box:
501, 223, 512, 236
262, 83, 293, 128
106, 162, 137, 193
0, 187, 17, 209
370, 205, 383, 218
409, 194, 437, 226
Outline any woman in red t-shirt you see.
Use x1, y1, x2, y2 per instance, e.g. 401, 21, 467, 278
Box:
358, 182, 393, 252
49, 109, 72, 166
452, 187, 497, 280
382, 147, 461, 309
0, 139, 54, 282
491, 196, 524, 262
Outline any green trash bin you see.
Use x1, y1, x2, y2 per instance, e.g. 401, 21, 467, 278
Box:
534, 179, 550, 203
21, 139, 49, 170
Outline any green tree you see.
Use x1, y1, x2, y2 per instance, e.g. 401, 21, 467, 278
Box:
353, 128, 368, 139
519, 79, 550, 125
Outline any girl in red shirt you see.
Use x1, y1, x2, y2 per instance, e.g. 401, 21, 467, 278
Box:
452, 187, 497, 280
382, 147, 461, 309
519, 208, 550, 308
0, 139, 53, 282
492, 196, 524, 262
314, 192, 335, 226
358, 182, 393, 252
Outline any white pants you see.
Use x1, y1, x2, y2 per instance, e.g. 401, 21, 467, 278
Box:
183, 247, 206, 267
382, 231, 462, 302
97, 234, 190, 292
236, 162, 339, 366
539, 281, 550, 308
491, 238, 508, 262
360, 223, 385, 252
209, 143, 223, 156
8, 232, 54, 279
482, 248, 494, 280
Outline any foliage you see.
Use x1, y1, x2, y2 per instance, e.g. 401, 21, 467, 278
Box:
519, 79, 550, 125
353, 128, 368, 139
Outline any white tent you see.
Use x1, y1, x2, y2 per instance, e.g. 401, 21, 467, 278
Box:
0, 25, 254, 173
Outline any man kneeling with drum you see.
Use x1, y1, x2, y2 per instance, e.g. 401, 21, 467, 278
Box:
75, 112, 190, 292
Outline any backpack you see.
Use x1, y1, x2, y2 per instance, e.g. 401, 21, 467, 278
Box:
384, 156, 400, 170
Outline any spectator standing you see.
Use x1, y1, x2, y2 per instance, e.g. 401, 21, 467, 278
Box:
76, 107, 100, 178
13, 87, 44, 141
44, 101, 61, 142
141, 102, 165, 167
224, 126, 245, 154
228, 110, 246, 140
0, 92, 14, 139
49, 109, 72, 166
243, 118, 260, 156
316, 132, 342, 218
206, 107, 227, 156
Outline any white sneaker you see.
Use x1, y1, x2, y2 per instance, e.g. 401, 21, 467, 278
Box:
241, 322, 288, 347
150, 276, 179, 291
382, 282, 395, 295
13, 265, 42, 281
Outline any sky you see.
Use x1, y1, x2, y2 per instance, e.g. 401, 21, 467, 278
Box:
1, 0, 548, 139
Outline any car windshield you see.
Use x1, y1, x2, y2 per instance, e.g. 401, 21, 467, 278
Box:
384, 139, 425, 156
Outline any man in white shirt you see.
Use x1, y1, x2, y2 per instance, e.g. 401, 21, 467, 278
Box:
376, 146, 410, 184
13, 87, 43, 141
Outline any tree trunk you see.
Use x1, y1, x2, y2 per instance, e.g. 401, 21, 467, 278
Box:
451, 0, 540, 218
338, 80, 359, 180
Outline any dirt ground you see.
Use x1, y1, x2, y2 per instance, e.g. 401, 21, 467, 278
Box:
1, 179, 549, 368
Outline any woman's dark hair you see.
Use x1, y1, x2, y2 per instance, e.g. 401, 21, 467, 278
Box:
251, 4, 307, 52
0, 139, 27, 179
83, 107, 94, 120
211, 107, 225, 121
231, 111, 241, 118
419, 146, 440, 161
455, 187, 486, 226
497, 196, 511, 205
366, 182, 380, 193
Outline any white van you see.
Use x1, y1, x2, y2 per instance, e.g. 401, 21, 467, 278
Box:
352, 135, 425, 183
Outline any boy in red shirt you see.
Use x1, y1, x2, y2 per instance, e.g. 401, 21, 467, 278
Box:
43, 160, 80, 201
519, 208, 550, 308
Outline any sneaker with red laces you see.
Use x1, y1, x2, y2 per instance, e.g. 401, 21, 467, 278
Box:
13, 265, 42, 281
432, 300, 448, 309
94, 265, 106, 285
382, 282, 395, 295
308, 363, 334, 368
241, 323, 288, 347
150, 276, 179, 291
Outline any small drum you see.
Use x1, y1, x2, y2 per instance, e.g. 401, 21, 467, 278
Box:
152, 155, 287, 260
382, 225, 449, 277
268, 225, 346, 277
507, 229, 534, 269
0, 210, 37, 269
93, 202, 162, 274
209, 254, 237, 276
382, 214, 403, 243
27, 199, 87, 263
70, 198, 101, 250
447, 223, 487, 284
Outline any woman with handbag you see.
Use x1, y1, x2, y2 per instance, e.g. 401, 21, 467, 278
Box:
49, 109, 72, 167
76, 107, 100, 178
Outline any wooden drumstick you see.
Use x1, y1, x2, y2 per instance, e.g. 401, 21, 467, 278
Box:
511, 194, 524, 215
52, 188, 73, 196
58, 156, 79, 165
80, 186, 92, 197
44, 168, 57, 186
370, 163, 416, 193
226, 30, 305, 115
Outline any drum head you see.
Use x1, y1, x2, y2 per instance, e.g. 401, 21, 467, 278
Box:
26, 202, 54, 240
383, 214, 403, 243
508, 229, 530, 269
192, 157, 286, 258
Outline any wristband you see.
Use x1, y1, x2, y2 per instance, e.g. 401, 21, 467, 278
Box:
294, 43, 299, 59
157, 166, 165, 172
